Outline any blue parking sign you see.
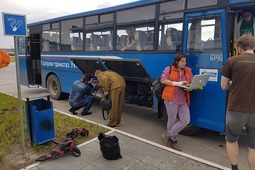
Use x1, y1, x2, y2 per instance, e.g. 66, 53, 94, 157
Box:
2, 12, 27, 36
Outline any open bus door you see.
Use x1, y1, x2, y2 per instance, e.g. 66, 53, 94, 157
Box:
229, 6, 255, 56
228, 9, 238, 57
25, 34, 42, 86
182, 9, 228, 133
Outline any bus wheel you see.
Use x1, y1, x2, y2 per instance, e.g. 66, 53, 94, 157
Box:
46, 74, 63, 100
180, 125, 201, 136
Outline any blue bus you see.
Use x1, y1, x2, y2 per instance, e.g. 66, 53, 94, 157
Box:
18, 0, 255, 135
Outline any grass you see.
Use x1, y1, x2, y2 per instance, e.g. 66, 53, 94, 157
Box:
10, 57, 15, 62
0, 92, 108, 170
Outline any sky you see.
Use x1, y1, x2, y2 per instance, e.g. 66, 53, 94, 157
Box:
0, 0, 138, 48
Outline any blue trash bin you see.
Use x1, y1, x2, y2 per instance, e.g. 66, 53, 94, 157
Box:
26, 94, 55, 145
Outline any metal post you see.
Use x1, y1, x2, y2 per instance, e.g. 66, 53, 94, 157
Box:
14, 36, 25, 153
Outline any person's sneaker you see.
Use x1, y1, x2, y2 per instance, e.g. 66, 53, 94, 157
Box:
160, 133, 169, 147
69, 108, 77, 115
81, 111, 92, 116
169, 139, 181, 151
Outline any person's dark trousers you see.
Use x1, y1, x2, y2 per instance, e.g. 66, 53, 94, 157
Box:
157, 101, 164, 119
72, 95, 95, 113
81, 95, 95, 113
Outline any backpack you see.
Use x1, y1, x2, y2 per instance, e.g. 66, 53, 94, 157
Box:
136, 94, 153, 107
152, 66, 171, 101
98, 133, 122, 160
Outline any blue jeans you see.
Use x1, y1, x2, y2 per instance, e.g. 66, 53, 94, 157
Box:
70, 95, 95, 113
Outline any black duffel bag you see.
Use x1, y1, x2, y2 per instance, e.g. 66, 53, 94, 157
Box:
98, 133, 122, 160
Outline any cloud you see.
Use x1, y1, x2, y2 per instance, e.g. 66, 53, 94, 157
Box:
97, 2, 112, 9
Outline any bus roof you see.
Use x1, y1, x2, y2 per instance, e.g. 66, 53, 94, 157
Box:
28, 0, 159, 27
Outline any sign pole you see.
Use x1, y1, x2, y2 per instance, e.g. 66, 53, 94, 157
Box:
2, 12, 27, 153
14, 36, 25, 153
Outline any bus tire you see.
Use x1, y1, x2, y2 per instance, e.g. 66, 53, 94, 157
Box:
46, 74, 63, 100
180, 125, 201, 136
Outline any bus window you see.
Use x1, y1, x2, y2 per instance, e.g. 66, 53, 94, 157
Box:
86, 14, 113, 29
42, 31, 50, 52
52, 22, 59, 29
160, 0, 184, 12
43, 24, 50, 30
158, 0, 184, 52
61, 18, 83, 51
18, 37, 26, 53
158, 23, 183, 51
187, 0, 217, 9
71, 34, 83, 51
100, 13, 114, 23
146, 30, 154, 50
50, 31, 60, 51
116, 28, 128, 51
117, 5, 155, 24
116, 4, 155, 52
85, 30, 113, 52
86, 32, 101, 51
117, 25, 154, 51
42, 30, 60, 52
187, 14, 222, 53
85, 13, 113, 52
101, 34, 113, 51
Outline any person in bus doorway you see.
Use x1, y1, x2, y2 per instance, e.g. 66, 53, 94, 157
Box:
160, 52, 193, 151
237, 10, 255, 38
68, 73, 96, 116
220, 34, 255, 170
94, 70, 126, 128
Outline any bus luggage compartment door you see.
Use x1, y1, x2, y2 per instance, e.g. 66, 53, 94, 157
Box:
70, 57, 151, 83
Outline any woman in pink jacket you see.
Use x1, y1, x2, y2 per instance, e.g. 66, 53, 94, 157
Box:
160, 52, 193, 151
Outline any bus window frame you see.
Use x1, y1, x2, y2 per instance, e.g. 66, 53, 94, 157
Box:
41, 29, 60, 52
185, 13, 224, 53
158, 20, 183, 52
85, 28, 114, 52
61, 18, 84, 52
116, 4, 156, 24
116, 22, 155, 52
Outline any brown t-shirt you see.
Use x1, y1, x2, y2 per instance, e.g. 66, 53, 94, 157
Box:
220, 53, 255, 113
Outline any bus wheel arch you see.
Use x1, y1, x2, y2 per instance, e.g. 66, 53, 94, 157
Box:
46, 73, 64, 100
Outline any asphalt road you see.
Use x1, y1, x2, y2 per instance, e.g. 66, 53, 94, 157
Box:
0, 63, 249, 170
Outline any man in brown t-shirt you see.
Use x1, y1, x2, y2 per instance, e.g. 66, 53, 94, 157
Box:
95, 70, 126, 128
220, 34, 255, 170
